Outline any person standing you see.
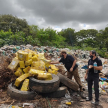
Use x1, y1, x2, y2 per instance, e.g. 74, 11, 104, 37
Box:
51, 50, 83, 92
84, 51, 102, 105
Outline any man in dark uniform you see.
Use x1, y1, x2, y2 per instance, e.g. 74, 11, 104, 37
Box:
51, 50, 83, 92
84, 51, 102, 105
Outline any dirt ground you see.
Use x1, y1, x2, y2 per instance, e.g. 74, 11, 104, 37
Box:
0, 90, 108, 108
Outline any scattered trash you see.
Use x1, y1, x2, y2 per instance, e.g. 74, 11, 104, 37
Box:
22, 103, 34, 108
0, 45, 108, 108
65, 101, 71, 105
65, 93, 71, 99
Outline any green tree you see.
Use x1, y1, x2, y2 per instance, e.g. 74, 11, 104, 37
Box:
0, 39, 5, 47
76, 29, 98, 47
9, 31, 25, 45
26, 36, 40, 46
0, 14, 30, 35
58, 28, 76, 46
29, 25, 39, 38
0, 29, 12, 39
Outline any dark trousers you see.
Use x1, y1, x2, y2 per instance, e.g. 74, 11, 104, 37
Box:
87, 75, 99, 101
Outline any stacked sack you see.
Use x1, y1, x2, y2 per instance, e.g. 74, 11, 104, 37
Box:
8, 49, 59, 91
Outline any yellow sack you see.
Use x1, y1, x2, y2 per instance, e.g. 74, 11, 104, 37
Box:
45, 73, 52, 80
48, 69, 58, 75
38, 53, 45, 60
48, 69, 52, 73
37, 73, 48, 80
65, 102, 71, 105
15, 67, 23, 77
25, 59, 32, 66
41, 59, 51, 68
18, 50, 28, 61
19, 61, 25, 68
32, 55, 38, 61
12, 106, 22, 108
50, 65, 58, 71
15, 73, 30, 87
21, 79, 29, 91
52, 70, 58, 75
32, 51, 37, 56
23, 66, 30, 73
29, 69, 44, 76
27, 52, 33, 60
45, 62, 50, 68
8, 58, 19, 71
31, 60, 45, 71
15, 52, 18, 59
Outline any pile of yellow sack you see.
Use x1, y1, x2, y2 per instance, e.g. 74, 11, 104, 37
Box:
8, 49, 58, 91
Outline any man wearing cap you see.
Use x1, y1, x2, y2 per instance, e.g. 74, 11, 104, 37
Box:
51, 50, 83, 92
84, 51, 102, 105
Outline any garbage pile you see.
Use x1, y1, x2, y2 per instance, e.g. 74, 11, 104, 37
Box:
0, 44, 60, 58
0, 44, 108, 96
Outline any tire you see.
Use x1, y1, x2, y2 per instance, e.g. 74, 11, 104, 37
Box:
7, 83, 36, 100
57, 73, 79, 91
41, 86, 67, 98
29, 74, 60, 93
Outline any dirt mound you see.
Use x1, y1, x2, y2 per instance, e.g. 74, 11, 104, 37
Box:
0, 54, 16, 89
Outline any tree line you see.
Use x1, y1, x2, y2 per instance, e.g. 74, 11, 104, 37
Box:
0, 14, 108, 58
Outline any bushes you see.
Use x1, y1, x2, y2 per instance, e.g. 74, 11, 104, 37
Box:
0, 28, 66, 48
97, 50, 105, 58
97, 48, 108, 58
26, 36, 40, 46
0, 39, 5, 47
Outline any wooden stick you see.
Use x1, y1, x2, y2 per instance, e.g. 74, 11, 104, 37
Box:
0, 97, 10, 104
7, 100, 15, 108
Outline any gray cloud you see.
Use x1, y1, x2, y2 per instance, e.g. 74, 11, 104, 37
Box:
15, 0, 108, 24
0, 0, 108, 31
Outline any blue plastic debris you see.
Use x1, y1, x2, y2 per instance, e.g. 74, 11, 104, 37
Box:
81, 65, 88, 69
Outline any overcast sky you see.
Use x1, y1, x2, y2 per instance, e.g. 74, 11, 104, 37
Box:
0, 0, 108, 32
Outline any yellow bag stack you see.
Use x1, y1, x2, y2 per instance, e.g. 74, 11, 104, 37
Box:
8, 58, 19, 71
23, 66, 30, 73
29, 69, 44, 76
15, 73, 30, 87
7, 49, 59, 88
19, 61, 25, 68
21, 79, 29, 91
14, 67, 23, 77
